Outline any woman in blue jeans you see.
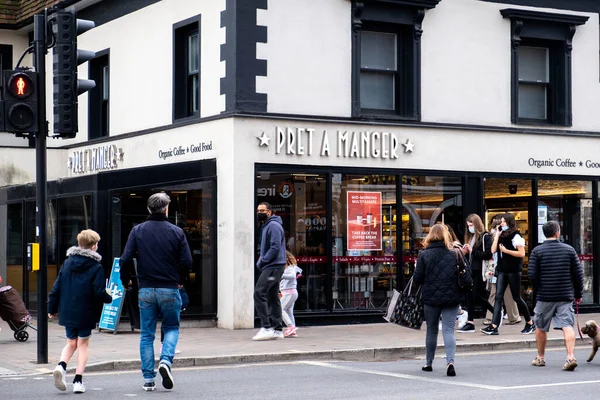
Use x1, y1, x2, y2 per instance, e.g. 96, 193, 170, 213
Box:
414, 223, 472, 377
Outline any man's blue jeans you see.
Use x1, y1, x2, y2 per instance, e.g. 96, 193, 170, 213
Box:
138, 288, 182, 382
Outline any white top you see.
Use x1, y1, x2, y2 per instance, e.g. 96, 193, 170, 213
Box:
512, 233, 526, 248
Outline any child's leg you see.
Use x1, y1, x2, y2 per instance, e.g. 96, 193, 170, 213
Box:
60, 338, 78, 365
280, 294, 293, 327
289, 291, 298, 327
75, 338, 89, 375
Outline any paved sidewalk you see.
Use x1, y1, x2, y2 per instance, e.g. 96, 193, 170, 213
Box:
1, 313, 597, 377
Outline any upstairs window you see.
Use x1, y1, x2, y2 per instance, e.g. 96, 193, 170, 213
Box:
501, 8, 588, 126
88, 51, 109, 139
174, 15, 201, 121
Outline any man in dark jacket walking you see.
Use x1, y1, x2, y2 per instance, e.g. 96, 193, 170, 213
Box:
120, 193, 193, 391
528, 220, 584, 371
48, 229, 112, 394
253, 202, 286, 341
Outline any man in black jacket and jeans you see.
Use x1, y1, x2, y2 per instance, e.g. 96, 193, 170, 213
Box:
120, 193, 192, 391
528, 220, 584, 371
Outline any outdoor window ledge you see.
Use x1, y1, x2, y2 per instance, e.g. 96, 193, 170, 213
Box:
515, 119, 572, 128
361, 0, 441, 9
358, 114, 420, 123
500, 8, 589, 26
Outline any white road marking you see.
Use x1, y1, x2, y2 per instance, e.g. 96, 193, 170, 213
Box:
301, 361, 600, 391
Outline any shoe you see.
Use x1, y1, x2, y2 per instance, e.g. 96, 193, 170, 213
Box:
563, 358, 578, 371
284, 326, 298, 337
481, 325, 499, 335
53, 364, 67, 391
482, 319, 492, 326
73, 381, 86, 394
142, 382, 156, 391
521, 322, 536, 335
457, 311, 468, 329
252, 327, 275, 341
422, 365, 432, 372
158, 363, 174, 390
273, 330, 284, 340
457, 323, 475, 333
531, 357, 546, 367
175, 349, 181, 354
506, 318, 522, 325
289, 332, 297, 338
447, 363, 456, 377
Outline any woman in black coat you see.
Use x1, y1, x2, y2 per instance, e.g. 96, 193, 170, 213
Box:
414, 223, 472, 377
458, 214, 495, 333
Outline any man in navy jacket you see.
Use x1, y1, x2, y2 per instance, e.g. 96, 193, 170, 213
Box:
528, 220, 584, 371
120, 192, 192, 391
253, 202, 286, 341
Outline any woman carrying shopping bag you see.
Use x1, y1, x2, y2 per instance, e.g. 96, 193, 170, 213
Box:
414, 223, 472, 377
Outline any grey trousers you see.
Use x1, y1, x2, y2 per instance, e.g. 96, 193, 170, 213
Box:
424, 304, 459, 366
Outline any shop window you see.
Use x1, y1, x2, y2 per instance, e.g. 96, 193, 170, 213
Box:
0, 44, 12, 71
88, 51, 110, 139
7, 203, 23, 293
173, 15, 201, 121
57, 196, 92, 268
111, 181, 217, 316
351, 0, 440, 120
501, 8, 588, 126
331, 174, 398, 310
538, 180, 593, 303
402, 176, 463, 281
256, 171, 328, 312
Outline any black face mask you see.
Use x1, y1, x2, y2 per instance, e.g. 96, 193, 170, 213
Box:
257, 212, 268, 222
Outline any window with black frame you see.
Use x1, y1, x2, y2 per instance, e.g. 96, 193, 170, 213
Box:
173, 15, 201, 120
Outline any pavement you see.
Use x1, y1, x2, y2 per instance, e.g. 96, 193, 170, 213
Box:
1, 313, 598, 377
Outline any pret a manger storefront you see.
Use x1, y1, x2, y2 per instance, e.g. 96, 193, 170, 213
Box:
245, 118, 600, 325
2, 117, 600, 329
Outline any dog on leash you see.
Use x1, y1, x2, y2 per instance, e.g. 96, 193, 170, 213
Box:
580, 320, 600, 362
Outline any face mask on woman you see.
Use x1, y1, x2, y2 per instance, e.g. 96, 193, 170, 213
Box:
501, 226, 509, 231
468, 226, 475, 234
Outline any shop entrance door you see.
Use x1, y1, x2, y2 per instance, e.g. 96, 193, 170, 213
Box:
483, 178, 534, 309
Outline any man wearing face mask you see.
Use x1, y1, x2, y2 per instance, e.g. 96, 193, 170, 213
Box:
253, 202, 286, 341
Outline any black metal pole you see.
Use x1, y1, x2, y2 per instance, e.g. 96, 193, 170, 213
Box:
34, 12, 48, 365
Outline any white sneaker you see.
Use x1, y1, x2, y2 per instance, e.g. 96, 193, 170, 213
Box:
272, 330, 284, 340
52, 365, 67, 391
175, 349, 181, 354
252, 327, 275, 341
73, 381, 86, 394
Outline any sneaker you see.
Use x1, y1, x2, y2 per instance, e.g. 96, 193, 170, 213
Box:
158, 363, 174, 390
53, 365, 67, 391
457, 311, 468, 329
252, 327, 275, 341
73, 381, 86, 394
563, 358, 578, 371
175, 349, 181, 354
521, 322, 536, 335
447, 363, 456, 377
481, 325, 499, 335
289, 332, 297, 338
142, 382, 156, 391
422, 365, 433, 372
273, 330, 284, 340
284, 326, 298, 337
531, 357, 546, 367
506, 318, 522, 325
457, 323, 475, 333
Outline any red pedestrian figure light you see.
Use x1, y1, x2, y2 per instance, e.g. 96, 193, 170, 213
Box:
16, 77, 25, 96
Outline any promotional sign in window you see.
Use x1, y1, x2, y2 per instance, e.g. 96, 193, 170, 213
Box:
99, 258, 126, 333
347, 191, 382, 251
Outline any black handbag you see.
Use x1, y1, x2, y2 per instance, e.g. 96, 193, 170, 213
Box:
455, 249, 473, 292
384, 276, 424, 330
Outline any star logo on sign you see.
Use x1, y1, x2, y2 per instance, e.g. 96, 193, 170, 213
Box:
402, 139, 415, 153
580, 161, 583, 167
116, 148, 125, 162
66, 158, 72, 168
257, 132, 270, 148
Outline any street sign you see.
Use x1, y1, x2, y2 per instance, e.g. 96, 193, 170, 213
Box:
98, 258, 126, 334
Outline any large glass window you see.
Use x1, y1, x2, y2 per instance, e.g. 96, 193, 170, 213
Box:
538, 180, 593, 303
7, 203, 23, 294
173, 16, 201, 120
256, 171, 328, 312
111, 181, 217, 316
402, 176, 463, 281
332, 174, 398, 310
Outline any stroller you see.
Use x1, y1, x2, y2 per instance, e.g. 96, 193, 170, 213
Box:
0, 286, 36, 342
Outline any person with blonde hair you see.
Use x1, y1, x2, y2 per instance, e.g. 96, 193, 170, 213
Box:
414, 224, 472, 376
458, 214, 495, 333
280, 251, 302, 338
48, 229, 112, 394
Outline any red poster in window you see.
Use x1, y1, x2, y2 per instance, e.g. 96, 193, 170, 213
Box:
346, 191, 382, 251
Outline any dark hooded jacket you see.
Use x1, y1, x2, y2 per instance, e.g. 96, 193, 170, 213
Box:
256, 215, 286, 270
413, 241, 471, 307
48, 247, 112, 329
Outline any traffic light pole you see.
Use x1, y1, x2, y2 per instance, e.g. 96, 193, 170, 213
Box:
33, 13, 48, 365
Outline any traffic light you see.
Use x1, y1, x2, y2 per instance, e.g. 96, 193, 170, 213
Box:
52, 10, 96, 138
3, 70, 38, 134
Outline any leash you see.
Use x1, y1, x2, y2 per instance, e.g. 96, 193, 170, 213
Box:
576, 302, 585, 343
